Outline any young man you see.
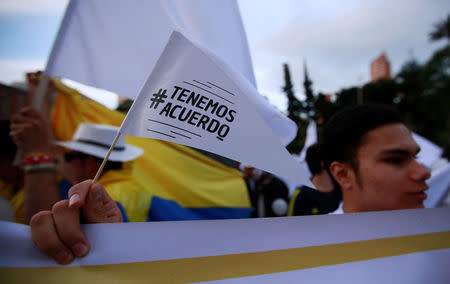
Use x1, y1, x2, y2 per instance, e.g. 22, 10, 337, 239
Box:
322, 104, 431, 213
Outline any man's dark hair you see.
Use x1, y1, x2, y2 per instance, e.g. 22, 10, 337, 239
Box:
322, 104, 403, 174
305, 143, 325, 176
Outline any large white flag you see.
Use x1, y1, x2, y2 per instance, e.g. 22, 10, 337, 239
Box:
120, 31, 311, 186
45, 0, 297, 146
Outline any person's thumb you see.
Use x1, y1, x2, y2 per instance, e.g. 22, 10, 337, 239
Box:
82, 183, 123, 223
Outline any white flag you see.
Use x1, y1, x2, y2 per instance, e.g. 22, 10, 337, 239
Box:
120, 31, 311, 186
298, 120, 318, 161
45, 0, 297, 146
412, 132, 443, 169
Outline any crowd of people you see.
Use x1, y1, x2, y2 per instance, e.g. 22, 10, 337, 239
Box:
0, 73, 443, 265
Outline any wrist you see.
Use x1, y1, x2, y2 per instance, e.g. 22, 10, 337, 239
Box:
23, 145, 52, 156
22, 152, 56, 173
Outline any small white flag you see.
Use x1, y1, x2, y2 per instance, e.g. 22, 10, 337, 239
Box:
120, 31, 311, 186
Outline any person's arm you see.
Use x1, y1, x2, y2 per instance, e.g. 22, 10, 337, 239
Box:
10, 107, 60, 224
30, 180, 123, 264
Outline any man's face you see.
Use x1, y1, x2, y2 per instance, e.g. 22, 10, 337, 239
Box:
350, 123, 431, 212
59, 152, 89, 185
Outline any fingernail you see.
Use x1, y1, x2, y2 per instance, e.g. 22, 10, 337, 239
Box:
69, 194, 80, 207
72, 242, 88, 257
55, 250, 74, 264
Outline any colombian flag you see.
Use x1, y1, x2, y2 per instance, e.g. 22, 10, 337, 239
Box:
50, 79, 252, 221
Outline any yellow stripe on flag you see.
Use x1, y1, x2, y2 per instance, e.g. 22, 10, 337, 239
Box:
2, 231, 449, 283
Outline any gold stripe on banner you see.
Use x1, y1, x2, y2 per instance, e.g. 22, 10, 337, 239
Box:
2, 231, 450, 283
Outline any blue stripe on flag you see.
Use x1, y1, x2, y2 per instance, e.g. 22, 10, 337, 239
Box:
148, 196, 252, 221
59, 179, 72, 199
116, 202, 129, 222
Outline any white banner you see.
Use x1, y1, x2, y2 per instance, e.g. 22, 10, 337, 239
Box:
45, 0, 297, 146
1, 208, 449, 283
119, 31, 310, 185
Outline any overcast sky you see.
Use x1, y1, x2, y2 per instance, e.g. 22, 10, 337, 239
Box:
1, 0, 449, 110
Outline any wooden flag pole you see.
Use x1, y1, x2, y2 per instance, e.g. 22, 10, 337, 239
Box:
92, 131, 122, 183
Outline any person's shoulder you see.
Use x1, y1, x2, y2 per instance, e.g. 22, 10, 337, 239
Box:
290, 185, 316, 203
297, 185, 316, 193
329, 202, 343, 214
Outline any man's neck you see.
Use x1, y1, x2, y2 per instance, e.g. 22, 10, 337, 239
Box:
341, 192, 363, 213
342, 202, 360, 213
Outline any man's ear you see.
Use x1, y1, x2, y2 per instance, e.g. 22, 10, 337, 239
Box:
329, 161, 354, 191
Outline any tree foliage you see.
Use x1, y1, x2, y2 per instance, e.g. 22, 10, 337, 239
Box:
282, 62, 335, 153
283, 63, 302, 120
398, 45, 450, 145
282, 63, 306, 154
333, 44, 450, 146
303, 62, 315, 119
429, 14, 450, 41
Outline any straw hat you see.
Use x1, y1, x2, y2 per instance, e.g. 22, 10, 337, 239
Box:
55, 123, 143, 162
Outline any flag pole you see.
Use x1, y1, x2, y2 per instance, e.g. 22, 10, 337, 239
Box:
92, 131, 121, 183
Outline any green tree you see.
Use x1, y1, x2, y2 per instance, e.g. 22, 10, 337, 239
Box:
335, 79, 399, 107
401, 45, 450, 145
303, 61, 316, 119
335, 87, 359, 106
429, 14, 450, 41
315, 93, 336, 122
283, 63, 302, 119
334, 43, 450, 146
282, 63, 307, 154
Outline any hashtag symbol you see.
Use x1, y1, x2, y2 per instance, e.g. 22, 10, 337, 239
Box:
149, 89, 168, 109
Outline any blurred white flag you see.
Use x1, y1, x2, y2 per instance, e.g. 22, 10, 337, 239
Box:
120, 31, 311, 186
45, 0, 297, 145
412, 133, 443, 168
298, 120, 318, 161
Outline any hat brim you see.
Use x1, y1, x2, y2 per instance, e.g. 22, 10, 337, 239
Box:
55, 141, 144, 162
